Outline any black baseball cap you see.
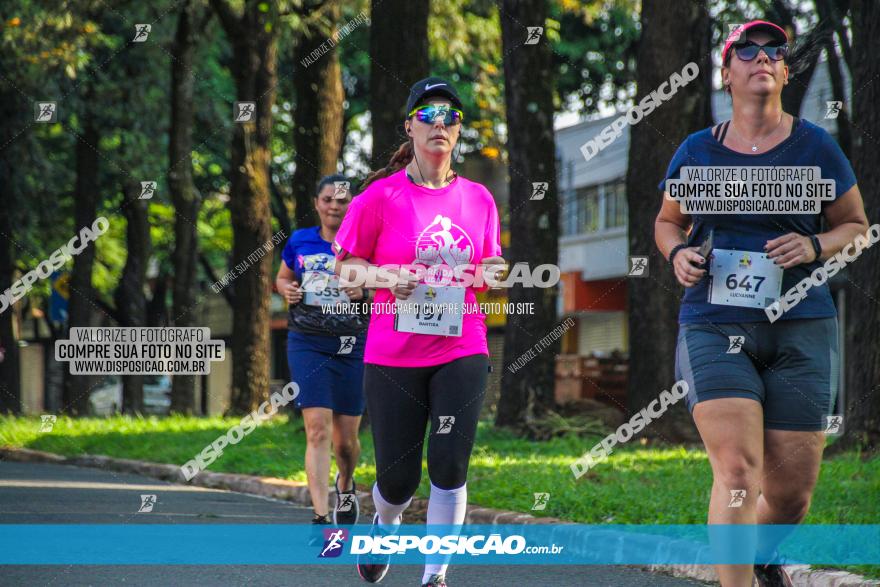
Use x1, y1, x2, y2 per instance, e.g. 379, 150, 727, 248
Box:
405, 77, 463, 117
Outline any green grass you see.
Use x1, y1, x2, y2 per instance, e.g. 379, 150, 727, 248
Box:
3, 414, 878, 578
2, 414, 877, 526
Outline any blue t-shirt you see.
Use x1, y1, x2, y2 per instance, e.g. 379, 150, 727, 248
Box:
281, 226, 338, 283
281, 226, 368, 337
659, 119, 857, 324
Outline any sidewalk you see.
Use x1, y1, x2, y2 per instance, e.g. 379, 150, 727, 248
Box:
1, 447, 876, 586
0, 458, 709, 586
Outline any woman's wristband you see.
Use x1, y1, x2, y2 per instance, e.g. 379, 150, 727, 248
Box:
668, 243, 688, 265
809, 234, 822, 259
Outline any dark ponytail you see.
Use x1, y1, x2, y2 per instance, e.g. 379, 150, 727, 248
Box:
361, 140, 414, 191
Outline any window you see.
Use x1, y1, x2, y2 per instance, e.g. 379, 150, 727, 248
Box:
603, 182, 627, 228
579, 186, 600, 233
560, 180, 627, 235
561, 188, 578, 236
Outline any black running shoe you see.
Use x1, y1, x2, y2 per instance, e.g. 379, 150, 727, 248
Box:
308, 512, 331, 547
753, 563, 794, 587
422, 574, 447, 587
333, 472, 359, 525
356, 512, 400, 583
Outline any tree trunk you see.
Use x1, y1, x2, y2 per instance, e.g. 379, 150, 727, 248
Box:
271, 177, 292, 238
771, 0, 824, 117
625, 0, 711, 441
780, 35, 824, 117
824, 41, 851, 159
841, 1, 880, 452
169, 0, 203, 414
292, 0, 345, 228
816, 0, 851, 158
495, 0, 559, 431
62, 96, 100, 416
368, 0, 429, 168
0, 85, 22, 414
212, 0, 278, 414
147, 272, 170, 327
115, 184, 150, 415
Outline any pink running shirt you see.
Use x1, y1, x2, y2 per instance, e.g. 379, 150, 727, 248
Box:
334, 169, 502, 367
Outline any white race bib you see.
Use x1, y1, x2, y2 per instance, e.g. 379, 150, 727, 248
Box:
707, 248, 783, 309
302, 270, 350, 307
394, 284, 465, 337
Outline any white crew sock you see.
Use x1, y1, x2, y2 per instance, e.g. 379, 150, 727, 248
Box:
372, 482, 411, 529
423, 482, 467, 583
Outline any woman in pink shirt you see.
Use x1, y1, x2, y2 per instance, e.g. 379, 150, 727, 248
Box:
334, 77, 503, 587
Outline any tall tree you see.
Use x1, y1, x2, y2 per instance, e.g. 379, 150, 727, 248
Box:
624, 0, 711, 441
169, 0, 208, 414
816, 0, 851, 158
495, 0, 559, 430
212, 0, 279, 413
769, 0, 827, 117
291, 0, 344, 228
113, 24, 158, 416
115, 182, 150, 414
841, 1, 880, 451
1, 6, 106, 415
368, 0, 429, 168
0, 68, 23, 414
62, 83, 100, 416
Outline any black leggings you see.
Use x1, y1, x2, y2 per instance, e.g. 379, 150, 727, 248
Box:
364, 354, 489, 504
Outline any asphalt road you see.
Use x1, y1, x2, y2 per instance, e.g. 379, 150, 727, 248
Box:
0, 460, 709, 586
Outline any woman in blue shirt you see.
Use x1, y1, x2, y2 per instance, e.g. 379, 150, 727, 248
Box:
275, 175, 370, 528
656, 21, 869, 587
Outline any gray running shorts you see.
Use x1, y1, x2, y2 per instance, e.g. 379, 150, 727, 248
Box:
674, 317, 838, 431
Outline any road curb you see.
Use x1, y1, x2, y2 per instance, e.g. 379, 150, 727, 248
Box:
2, 446, 876, 586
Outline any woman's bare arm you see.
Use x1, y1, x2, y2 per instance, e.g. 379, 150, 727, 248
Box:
275, 261, 302, 305
765, 186, 869, 268
655, 192, 706, 287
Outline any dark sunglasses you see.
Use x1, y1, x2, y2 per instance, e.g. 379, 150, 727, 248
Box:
734, 41, 788, 62
408, 104, 464, 126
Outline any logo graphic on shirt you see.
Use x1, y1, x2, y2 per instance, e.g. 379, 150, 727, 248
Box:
414, 215, 474, 284
299, 253, 336, 273
739, 254, 752, 268
318, 528, 348, 558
